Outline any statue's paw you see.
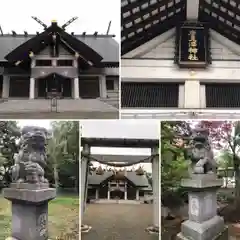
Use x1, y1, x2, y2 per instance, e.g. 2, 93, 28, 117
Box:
16, 179, 24, 183
194, 166, 204, 174
195, 160, 205, 167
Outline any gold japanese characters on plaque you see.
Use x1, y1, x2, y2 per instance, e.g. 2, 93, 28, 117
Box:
188, 30, 198, 61
176, 22, 210, 68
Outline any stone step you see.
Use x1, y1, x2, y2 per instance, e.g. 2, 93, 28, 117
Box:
103, 98, 119, 102
0, 111, 118, 119
107, 95, 119, 99
107, 91, 119, 98
99, 96, 119, 108
0, 99, 118, 113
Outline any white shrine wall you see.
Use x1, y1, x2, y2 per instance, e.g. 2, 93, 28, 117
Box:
121, 28, 240, 119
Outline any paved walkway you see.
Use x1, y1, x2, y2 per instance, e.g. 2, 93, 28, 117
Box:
0, 99, 118, 119
82, 204, 158, 240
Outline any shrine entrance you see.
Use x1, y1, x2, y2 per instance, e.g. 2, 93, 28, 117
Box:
110, 190, 124, 199
81, 137, 159, 235
37, 73, 72, 98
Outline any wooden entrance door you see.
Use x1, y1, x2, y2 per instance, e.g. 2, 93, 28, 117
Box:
9, 77, 30, 97
79, 77, 100, 99
37, 74, 72, 98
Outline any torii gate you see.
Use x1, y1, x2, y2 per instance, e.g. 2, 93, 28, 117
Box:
80, 137, 159, 233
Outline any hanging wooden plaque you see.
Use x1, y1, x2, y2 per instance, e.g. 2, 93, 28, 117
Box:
176, 22, 211, 68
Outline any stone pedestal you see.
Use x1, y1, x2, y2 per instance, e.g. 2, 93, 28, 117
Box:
3, 183, 56, 240
177, 174, 228, 240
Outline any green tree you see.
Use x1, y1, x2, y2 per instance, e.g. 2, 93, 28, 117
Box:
46, 121, 79, 192
0, 121, 20, 186
161, 121, 191, 207
201, 121, 240, 207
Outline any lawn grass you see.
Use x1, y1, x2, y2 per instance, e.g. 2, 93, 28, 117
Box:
0, 195, 79, 240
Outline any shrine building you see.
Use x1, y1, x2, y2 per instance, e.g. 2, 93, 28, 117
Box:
0, 17, 119, 118
121, 0, 240, 119
87, 166, 152, 201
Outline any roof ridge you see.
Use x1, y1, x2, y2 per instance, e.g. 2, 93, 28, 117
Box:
0, 33, 116, 38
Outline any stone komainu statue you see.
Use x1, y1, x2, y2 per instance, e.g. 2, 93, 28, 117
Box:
11, 126, 49, 184
185, 127, 217, 174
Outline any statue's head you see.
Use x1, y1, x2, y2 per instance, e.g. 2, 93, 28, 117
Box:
21, 126, 48, 150
191, 127, 209, 149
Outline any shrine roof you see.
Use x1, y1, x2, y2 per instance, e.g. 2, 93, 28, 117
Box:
88, 170, 151, 188
121, 0, 240, 55
0, 33, 119, 66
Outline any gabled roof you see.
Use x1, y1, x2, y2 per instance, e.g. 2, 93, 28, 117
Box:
5, 22, 102, 69
0, 22, 119, 68
88, 170, 151, 188
37, 72, 71, 80
121, 0, 186, 55
121, 0, 240, 55
199, 0, 240, 47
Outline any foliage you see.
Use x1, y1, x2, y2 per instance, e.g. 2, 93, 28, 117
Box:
161, 120, 240, 221
46, 121, 79, 190
0, 121, 20, 186
217, 149, 234, 169
161, 121, 191, 207
201, 121, 240, 207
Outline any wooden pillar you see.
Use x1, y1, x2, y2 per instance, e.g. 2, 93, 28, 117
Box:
74, 77, 79, 99
95, 188, 99, 200
100, 75, 107, 98
29, 78, 35, 99
81, 143, 90, 222
107, 182, 110, 200
184, 80, 200, 108
136, 189, 139, 200
2, 75, 9, 99
152, 147, 159, 228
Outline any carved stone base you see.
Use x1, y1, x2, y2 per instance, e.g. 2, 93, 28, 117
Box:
176, 226, 228, 240
176, 216, 227, 240
3, 187, 56, 240
177, 174, 227, 240
10, 182, 49, 190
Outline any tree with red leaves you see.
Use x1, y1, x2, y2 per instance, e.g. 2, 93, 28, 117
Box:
200, 121, 240, 209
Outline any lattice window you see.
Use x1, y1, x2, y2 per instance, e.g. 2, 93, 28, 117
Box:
121, 0, 186, 55
199, 0, 240, 45
205, 83, 240, 108
121, 82, 180, 108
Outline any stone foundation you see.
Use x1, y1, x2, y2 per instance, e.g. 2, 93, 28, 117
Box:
3, 185, 56, 240
177, 174, 228, 240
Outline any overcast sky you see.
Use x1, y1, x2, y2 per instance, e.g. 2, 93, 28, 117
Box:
17, 120, 52, 129
80, 120, 160, 172
0, 0, 120, 42
81, 120, 159, 140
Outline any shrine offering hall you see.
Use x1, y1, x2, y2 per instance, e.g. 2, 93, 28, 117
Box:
121, 0, 240, 118
0, 19, 119, 100
87, 167, 152, 201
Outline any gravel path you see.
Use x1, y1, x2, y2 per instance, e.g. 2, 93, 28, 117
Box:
81, 204, 159, 240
